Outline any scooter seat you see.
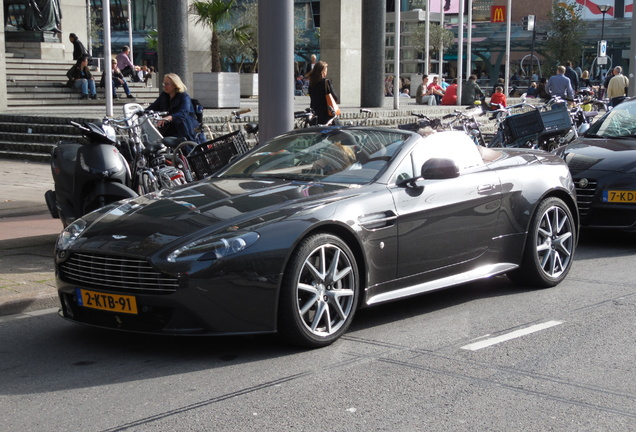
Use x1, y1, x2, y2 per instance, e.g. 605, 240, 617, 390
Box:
144, 141, 165, 154
162, 136, 181, 149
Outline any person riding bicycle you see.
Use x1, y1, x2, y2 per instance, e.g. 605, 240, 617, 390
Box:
146, 73, 197, 141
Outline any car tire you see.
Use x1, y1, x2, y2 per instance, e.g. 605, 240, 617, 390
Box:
278, 233, 359, 348
508, 197, 576, 288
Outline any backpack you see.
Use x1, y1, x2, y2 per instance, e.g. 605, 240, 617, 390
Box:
191, 98, 204, 124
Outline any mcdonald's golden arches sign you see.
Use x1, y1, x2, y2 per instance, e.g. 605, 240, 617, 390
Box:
491, 6, 506, 23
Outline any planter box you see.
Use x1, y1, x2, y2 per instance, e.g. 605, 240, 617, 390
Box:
193, 72, 240, 108
240, 73, 258, 98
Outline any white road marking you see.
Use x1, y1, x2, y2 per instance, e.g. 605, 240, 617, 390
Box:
461, 320, 563, 351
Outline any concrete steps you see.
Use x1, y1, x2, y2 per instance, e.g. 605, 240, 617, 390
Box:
2, 58, 517, 162
5, 57, 160, 107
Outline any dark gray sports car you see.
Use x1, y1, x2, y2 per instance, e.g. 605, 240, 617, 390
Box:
55, 127, 578, 348
554, 97, 636, 230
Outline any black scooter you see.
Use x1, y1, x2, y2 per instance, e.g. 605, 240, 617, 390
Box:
45, 121, 138, 227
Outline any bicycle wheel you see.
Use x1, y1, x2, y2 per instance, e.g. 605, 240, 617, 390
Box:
172, 140, 197, 181
137, 169, 159, 195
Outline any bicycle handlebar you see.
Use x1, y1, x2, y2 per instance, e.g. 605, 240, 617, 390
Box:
232, 108, 252, 117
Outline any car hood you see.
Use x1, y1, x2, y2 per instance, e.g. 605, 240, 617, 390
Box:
74, 178, 354, 255
558, 138, 636, 174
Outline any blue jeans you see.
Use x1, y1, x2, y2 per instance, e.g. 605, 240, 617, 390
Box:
74, 78, 96, 96
112, 78, 131, 96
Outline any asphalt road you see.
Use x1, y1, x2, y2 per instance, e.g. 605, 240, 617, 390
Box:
1, 230, 634, 431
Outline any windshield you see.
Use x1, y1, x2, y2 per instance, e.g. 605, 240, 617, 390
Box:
219, 129, 411, 184
586, 100, 636, 138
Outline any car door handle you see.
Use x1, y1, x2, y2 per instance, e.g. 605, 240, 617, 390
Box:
478, 184, 494, 193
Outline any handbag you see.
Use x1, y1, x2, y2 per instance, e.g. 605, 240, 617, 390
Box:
325, 80, 341, 117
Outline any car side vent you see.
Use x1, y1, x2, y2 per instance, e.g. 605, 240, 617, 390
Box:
358, 211, 397, 230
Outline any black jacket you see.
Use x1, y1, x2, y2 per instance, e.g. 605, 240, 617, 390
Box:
565, 67, 579, 91
146, 91, 198, 141
66, 65, 93, 88
72, 39, 88, 61
309, 78, 339, 125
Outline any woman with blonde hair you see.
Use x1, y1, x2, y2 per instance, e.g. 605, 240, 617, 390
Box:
580, 70, 592, 88
146, 73, 197, 141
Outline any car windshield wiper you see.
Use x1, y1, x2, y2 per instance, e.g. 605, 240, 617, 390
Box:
610, 134, 636, 139
252, 173, 318, 182
219, 173, 254, 179
582, 133, 604, 138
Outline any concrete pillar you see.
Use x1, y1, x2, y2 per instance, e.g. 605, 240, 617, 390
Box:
361, 0, 385, 107
258, 0, 294, 142
630, 7, 636, 96
156, 0, 189, 87
0, 5, 6, 112
320, 0, 362, 105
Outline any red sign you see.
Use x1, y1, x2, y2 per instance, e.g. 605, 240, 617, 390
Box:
491, 6, 506, 23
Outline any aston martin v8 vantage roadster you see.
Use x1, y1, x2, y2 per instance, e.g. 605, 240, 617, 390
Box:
55, 128, 578, 348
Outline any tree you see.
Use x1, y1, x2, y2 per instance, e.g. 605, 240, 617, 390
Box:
411, 22, 455, 72
190, 0, 238, 72
144, 29, 158, 51
412, 23, 455, 54
231, 0, 259, 72
543, 1, 586, 70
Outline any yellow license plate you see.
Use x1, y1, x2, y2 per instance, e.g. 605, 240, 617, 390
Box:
603, 191, 636, 203
76, 288, 138, 314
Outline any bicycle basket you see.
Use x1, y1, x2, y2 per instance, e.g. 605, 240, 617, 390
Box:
539, 104, 572, 136
503, 109, 543, 142
186, 130, 250, 179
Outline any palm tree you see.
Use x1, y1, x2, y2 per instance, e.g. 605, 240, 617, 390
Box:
191, 0, 237, 72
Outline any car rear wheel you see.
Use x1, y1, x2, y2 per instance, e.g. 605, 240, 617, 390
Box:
508, 197, 576, 288
279, 234, 359, 348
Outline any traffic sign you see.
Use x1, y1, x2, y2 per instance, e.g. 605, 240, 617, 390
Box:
598, 40, 607, 57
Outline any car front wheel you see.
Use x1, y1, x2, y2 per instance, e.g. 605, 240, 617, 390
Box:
279, 234, 359, 348
508, 197, 576, 288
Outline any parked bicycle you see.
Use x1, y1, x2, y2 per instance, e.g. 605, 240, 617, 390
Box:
171, 108, 256, 182
440, 107, 486, 146
294, 108, 316, 129
487, 98, 576, 152
114, 103, 189, 192
397, 112, 443, 132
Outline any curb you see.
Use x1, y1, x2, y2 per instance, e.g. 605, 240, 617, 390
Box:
0, 289, 59, 317
0, 233, 58, 317
0, 232, 59, 250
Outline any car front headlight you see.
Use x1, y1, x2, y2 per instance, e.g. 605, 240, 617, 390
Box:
167, 231, 260, 263
56, 218, 87, 251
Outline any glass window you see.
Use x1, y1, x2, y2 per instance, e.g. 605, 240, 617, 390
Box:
220, 130, 411, 185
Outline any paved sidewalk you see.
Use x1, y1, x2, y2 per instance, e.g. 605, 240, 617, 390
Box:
0, 160, 60, 316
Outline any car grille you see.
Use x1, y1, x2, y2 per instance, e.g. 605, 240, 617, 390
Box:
574, 178, 598, 219
59, 253, 179, 294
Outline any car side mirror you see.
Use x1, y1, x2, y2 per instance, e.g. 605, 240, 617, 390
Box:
421, 158, 459, 180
